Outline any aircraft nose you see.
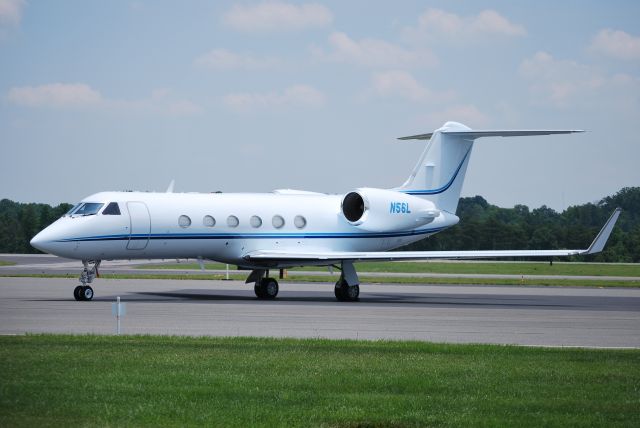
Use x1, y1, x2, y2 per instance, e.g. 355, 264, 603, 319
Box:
30, 231, 47, 252
30, 228, 56, 254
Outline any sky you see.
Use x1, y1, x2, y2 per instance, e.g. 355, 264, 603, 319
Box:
1, 0, 639, 210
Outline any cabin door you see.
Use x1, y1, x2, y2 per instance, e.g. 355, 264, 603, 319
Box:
127, 201, 150, 250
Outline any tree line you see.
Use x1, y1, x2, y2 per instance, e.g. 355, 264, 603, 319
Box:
402, 187, 640, 262
0, 200, 72, 254
0, 187, 638, 261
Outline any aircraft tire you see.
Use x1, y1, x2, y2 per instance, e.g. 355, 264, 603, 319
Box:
82, 286, 94, 301
73, 285, 83, 301
334, 280, 359, 302
255, 278, 279, 299
254, 282, 265, 299
263, 278, 279, 300
334, 281, 346, 301
345, 284, 360, 301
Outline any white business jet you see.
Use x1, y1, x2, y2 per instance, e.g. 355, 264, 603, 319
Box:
30, 121, 621, 302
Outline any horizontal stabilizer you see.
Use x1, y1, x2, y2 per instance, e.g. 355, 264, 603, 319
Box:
245, 208, 621, 264
399, 129, 583, 141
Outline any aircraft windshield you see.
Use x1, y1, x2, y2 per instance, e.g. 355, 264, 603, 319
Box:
64, 203, 82, 216
71, 202, 104, 216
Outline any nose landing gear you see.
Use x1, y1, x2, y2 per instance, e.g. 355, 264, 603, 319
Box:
74, 260, 101, 301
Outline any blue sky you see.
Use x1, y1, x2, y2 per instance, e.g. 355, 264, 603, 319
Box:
1, 0, 639, 210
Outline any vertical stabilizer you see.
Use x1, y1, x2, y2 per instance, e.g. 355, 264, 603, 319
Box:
396, 121, 474, 214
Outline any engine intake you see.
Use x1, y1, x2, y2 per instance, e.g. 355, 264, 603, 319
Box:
342, 192, 366, 222
341, 188, 440, 232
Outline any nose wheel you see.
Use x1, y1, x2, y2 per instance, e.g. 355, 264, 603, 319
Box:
73, 285, 94, 301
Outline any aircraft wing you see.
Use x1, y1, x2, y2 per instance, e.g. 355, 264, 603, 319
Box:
244, 208, 621, 264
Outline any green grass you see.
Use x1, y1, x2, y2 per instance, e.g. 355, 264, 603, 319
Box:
0, 260, 16, 266
1, 272, 639, 288
0, 335, 638, 427
137, 261, 640, 277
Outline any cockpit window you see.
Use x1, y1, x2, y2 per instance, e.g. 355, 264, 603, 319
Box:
72, 202, 104, 216
102, 202, 121, 215
65, 203, 82, 216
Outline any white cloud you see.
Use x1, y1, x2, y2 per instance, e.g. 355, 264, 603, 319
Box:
404, 8, 525, 42
7, 83, 201, 116
223, 1, 332, 32
317, 31, 438, 69
223, 84, 325, 112
371, 70, 431, 101
7, 83, 102, 108
0, 0, 24, 25
519, 52, 601, 106
589, 29, 640, 61
519, 51, 640, 109
194, 49, 279, 70
368, 71, 456, 104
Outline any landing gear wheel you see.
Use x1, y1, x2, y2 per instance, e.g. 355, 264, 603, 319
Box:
334, 280, 359, 302
81, 286, 94, 301
73, 285, 83, 301
255, 278, 279, 300
254, 282, 265, 299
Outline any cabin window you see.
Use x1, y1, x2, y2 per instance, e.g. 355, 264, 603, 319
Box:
227, 215, 239, 228
203, 215, 216, 227
178, 215, 191, 228
294, 215, 307, 229
72, 203, 104, 216
102, 202, 121, 215
250, 215, 262, 228
272, 215, 285, 229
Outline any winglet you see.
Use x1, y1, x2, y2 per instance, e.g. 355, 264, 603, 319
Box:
166, 179, 175, 193
584, 208, 622, 255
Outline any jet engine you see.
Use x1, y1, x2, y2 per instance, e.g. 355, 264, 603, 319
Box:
341, 188, 440, 232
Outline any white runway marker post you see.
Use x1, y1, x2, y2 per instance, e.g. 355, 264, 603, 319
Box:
111, 296, 127, 335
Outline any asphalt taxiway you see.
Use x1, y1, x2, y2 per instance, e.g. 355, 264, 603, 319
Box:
1, 276, 638, 348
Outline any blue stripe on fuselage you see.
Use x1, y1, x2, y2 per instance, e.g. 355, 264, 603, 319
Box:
55, 226, 446, 243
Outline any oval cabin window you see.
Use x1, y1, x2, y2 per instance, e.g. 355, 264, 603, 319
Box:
272, 215, 285, 229
294, 215, 307, 229
227, 215, 239, 228
203, 215, 216, 227
250, 215, 262, 228
178, 215, 191, 228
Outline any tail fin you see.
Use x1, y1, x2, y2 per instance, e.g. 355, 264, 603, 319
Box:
395, 121, 583, 214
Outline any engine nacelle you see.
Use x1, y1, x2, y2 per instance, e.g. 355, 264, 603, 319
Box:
341, 188, 440, 232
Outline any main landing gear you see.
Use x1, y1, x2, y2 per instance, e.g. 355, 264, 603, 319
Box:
255, 277, 279, 299
246, 261, 360, 302
334, 260, 360, 302
246, 269, 279, 299
74, 260, 101, 301
334, 279, 359, 302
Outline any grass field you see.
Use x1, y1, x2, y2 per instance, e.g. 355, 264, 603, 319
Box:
0, 260, 15, 266
1, 335, 638, 427
137, 261, 640, 277
2, 272, 639, 288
